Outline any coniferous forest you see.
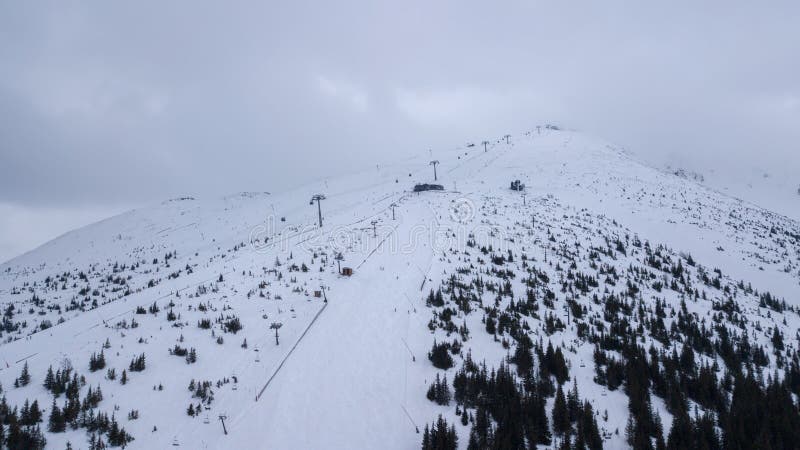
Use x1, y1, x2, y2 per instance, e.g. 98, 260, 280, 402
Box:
419, 202, 800, 450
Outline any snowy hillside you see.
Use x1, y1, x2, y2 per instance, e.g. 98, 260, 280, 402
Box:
1, 127, 799, 449
662, 163, 800, 223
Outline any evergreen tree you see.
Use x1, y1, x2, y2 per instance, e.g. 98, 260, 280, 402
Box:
559, 434, 571, 450
512, 335, 534, 376
485, 315, 496, 335
106, 414, 133, 446
5, 415, 22, 449
48, 398, 66, 433
17, 362, 31, 387
552, 347, 569, 385
129, 353, 146, 372
566, 381, 580, 424
693, 413, 719, 450
581, 401, 603, 450
552, 385, 570, 437
43, 366, 55, 391
186, 348, 197, 364
469, 404, 491, 449
421, 415, 457, 450
20, 399, 31, 426
27, 400, 42, 425
6, 421, 46, 450
90, 350, 106, 372
772, 327, 784, 352
428, 341, 454, 370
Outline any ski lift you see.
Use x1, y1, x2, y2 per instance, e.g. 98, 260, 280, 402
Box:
172, 437, 180, 446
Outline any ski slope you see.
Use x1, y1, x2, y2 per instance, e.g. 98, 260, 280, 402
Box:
1, 127, 798, 449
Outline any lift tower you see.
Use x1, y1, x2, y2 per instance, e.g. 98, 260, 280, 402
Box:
310, 194, 326, 227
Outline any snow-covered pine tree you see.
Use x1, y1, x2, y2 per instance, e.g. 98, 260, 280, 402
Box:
17, 361, 31, 386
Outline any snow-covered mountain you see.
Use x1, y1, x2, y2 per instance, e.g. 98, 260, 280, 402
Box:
661, 162, 800, 223
1, 127, 799, 449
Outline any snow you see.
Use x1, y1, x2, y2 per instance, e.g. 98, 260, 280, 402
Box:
1, 127, 798, 449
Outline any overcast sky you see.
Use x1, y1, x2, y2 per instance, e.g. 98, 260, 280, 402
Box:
1, 1, 799, 263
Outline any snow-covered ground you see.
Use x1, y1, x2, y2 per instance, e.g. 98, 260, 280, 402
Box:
661, 161, 800, 222
1, 127, 798, 449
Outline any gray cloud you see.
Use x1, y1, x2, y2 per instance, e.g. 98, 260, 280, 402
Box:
1, 0, 799, 261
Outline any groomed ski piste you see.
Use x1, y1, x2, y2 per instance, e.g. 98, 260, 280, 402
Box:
1, 127, 799, 449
